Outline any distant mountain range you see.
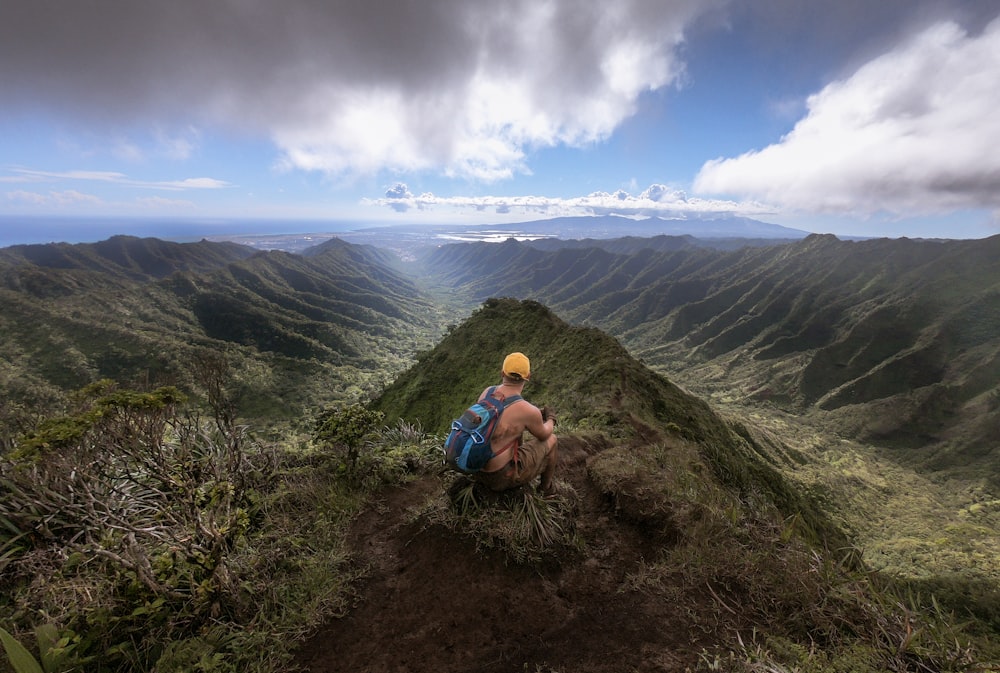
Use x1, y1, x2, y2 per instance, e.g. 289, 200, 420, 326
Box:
0, 234, 438, 420
327, 215, 813, 257
500, 214, 814, 239
417, 233, 1000, 486
202, 215, 814, 255
2, 229, 997, 487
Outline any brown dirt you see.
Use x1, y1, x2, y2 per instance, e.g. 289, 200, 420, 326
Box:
293, 435, 719, 673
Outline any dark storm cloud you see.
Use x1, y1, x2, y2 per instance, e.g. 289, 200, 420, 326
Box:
0, 0, 714, 177
1, 1, 470, 121
5, 0, 997, 197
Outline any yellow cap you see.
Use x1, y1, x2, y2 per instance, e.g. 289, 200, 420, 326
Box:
502, 352, 531, 380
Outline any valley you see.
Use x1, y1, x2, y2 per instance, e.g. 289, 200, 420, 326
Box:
689, 391, 1000, 589
407, 233, 1000, 611
1, 229, 998, 671
3, 231, 998, 584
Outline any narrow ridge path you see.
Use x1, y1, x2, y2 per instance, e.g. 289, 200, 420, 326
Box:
294, 435, 706, 673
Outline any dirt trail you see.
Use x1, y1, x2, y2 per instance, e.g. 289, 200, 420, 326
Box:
294, 436, 712, 673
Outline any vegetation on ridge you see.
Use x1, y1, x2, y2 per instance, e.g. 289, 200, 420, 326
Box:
374, 298, 845, 548
1, 374, 440, 672
366, 298, 993, 672
413, 236, 1000, 623
1, 231, 998, 672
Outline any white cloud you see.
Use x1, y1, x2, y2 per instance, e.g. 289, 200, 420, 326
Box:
4, 168, 229, 191
109, 128, 201, 162
136, 196, 196, 209
0, 173, 41, 184
155, 127, 199, 160
383, 182, 414, 212
694, 17, 1000, 216
367, 182, 772, 218
161, 177, 227, 190
7, 189, 103, 206
5, 190, 48, 205
384, 183, 413, 200
112, 139, 145, 163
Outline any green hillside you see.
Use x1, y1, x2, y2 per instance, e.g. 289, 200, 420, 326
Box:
408, 237, 1000, 636
417, 235, 1000, 486
1, 235, 998, 672
0, 236, 442, 429
374, 297, 845, 548
0, 235, 255, 282
349, 298, 993, 672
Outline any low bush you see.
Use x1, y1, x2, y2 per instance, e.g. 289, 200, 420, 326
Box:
0, 383, 442, 672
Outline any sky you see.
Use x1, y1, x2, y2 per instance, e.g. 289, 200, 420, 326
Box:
2, 0, 1000, 242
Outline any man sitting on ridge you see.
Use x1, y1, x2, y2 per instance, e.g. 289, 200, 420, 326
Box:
474, 352, 559, 496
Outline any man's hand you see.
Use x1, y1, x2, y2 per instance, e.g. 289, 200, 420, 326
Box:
541, 405, 557, 426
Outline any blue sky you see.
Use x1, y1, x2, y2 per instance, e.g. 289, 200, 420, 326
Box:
2, 0, 1000, 243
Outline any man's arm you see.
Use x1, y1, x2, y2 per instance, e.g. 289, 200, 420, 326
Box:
523, 403, 555, 441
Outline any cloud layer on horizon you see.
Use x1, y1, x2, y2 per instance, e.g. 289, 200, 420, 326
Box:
370, 182, 772, 219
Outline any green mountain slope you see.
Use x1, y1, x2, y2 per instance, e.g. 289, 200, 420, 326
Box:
2, 234, 997, 672
372, 297, 843, 546
366, 292, 1000, 664
181, 243, 432, 360
416, 235, 1000, 483
0, 234, 255, 283
0, 236, 441, 424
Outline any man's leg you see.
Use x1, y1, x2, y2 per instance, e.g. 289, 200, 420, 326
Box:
539, 435, 558, 495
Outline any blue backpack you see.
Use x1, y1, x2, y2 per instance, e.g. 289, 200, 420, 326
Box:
443, 386, 522, 474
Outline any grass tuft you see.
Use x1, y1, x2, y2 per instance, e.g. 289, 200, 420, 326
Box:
413, 475, 581, 564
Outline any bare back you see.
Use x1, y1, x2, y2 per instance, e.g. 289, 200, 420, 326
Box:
480, 384, 551, 472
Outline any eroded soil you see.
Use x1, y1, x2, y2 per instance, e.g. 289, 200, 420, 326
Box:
294, 435, 723, 673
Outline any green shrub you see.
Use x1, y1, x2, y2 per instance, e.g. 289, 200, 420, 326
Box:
313, 403, 385, 477
0, 381, 307, 672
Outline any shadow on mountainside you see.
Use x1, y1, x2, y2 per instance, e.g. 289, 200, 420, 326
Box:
294, 433, 722, 673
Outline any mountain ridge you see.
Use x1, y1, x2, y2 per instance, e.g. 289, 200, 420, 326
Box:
416, 234, 1000, 484
299, 297, 994, 672
0, 235, 440, 420
5, 230, 995, 483
0, 235, 256, 283
372, 297, 843, 546
2, 234, 998, 671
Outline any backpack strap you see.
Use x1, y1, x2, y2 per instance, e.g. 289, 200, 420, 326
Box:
482, 386, 523, 409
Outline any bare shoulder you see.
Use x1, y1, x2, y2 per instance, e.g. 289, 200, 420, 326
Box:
512, 398, 541, 418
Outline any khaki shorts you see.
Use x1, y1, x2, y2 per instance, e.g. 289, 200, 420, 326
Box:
474, 436, 551, 491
